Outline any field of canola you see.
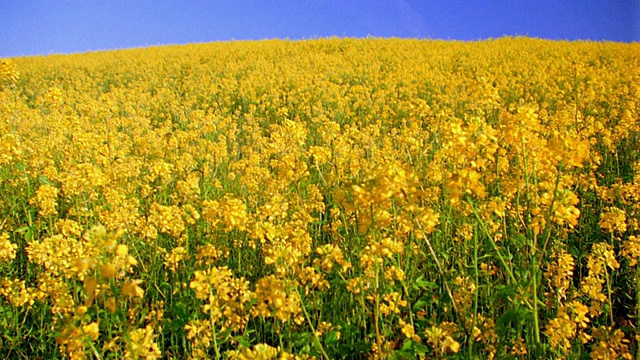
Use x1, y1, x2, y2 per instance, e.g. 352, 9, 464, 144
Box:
0, 37, 640, 359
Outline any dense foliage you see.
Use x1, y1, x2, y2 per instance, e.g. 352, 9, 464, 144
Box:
1, 37, 639, 359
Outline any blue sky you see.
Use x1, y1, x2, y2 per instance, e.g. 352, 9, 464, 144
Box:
2, 0, 639, 57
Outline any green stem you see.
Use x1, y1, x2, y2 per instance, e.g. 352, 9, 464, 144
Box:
467, 200, 516, 286
87, 338, 102, 360
315, 163, 327, 186
467, 199, 535, 311
468, 223, 479, 358
531, 247, 541, 348
209, 289, 220, 360
373, 264, 383, 358
604, 266, 615, 326
294, 287, 330, 360
414, 218, 472, 342
537, 169, 563, 266
606, 232, 615, 326
414, 218, 459, 316
636, 267, 640, 360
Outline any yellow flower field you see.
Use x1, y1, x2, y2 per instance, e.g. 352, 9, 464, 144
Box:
0, 37, 639, 358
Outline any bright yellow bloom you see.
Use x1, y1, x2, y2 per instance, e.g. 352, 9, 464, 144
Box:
30, 184, 60, 217
0, 232, 17, 261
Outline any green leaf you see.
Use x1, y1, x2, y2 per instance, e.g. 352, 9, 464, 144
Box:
399, 339, 429, 356
313, 336, 324, 354
14, 226, 30, 233
233, 335, 252, 348
412, 341, 429, 355
496, 308, 519, 328
495, 285, 517, 302
325, 329, 340, 344
412, 275, 437, 291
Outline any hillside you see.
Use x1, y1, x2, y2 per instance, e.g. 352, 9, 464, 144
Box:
1, 38, 639, 358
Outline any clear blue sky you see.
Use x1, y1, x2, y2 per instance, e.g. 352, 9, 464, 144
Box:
2, 0, 639, 57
